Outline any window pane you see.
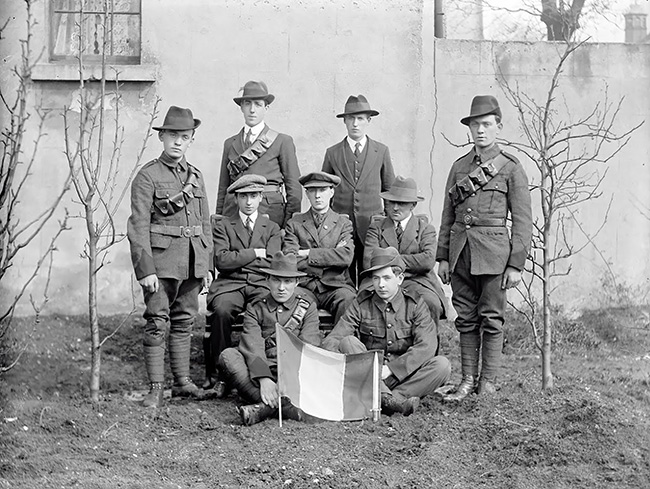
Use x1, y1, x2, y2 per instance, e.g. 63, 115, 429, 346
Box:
112, 14, 140, 57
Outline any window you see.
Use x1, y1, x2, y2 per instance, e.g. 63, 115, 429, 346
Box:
49, 0, 141, 65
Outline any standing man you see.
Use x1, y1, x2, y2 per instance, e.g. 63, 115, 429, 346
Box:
127, 106, 212, 408
436, 95, 532, 399
322, 94, 395, 283
205, 174, 282, 394
323, 247, 451, 416
283, 171, 356, 323
216, 80, 301, 228
364, 176, 447, 332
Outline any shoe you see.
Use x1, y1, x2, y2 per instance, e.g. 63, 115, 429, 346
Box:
202, 376, 218, 390
142, 382, 164, 408
444, 375, 476, 401
171, 377, 203, 398
381, 392, 420, 416
280, 397, 304, 422
237, 403, 277, 426
476, 378, 497, 395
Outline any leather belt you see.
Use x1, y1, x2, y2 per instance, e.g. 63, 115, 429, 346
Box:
150, 224, 202, 237
456, 216, 506, 227
263, 184, 281, 192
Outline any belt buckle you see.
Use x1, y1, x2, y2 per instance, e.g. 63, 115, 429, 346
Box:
462, 214, 472, 225
182, 226, 192, 238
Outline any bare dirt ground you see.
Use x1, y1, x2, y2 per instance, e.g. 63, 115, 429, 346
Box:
1, 307, 649, 488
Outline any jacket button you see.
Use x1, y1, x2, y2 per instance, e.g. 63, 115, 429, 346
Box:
387, 323, 393, 328
466, 225, 471, 229
467, 208, 472, 212
387, 340, 393, 345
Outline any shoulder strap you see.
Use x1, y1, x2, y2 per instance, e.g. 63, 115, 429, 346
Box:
280, 297, 310, 332
448, 153, 510, 207
227, 129, 280, 179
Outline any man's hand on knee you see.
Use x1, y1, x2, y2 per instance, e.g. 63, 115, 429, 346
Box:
259, 377, 279, 408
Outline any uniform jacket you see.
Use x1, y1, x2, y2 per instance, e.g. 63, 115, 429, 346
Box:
239, 292, 321, 381
282, 209, 355, 291
322, 289, 437, 382
206, 214, 282, 300
127, 152, 211, 281
322, 137, 395, 243
364, 214, 447, 315
216, 125, 301, 226
436, 145, 532, 275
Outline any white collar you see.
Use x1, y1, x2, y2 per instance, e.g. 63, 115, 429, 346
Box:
395, 213, 412, 229
243, 121, 266, 138
239, 210, 259, 225
346, 135, 367, 152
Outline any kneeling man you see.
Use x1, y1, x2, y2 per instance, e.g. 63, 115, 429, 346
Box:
323, 247, 451, 416
219, 251, 321, 426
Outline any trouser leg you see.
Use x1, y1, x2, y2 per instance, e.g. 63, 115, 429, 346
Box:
167, 277, 201, 381
206, 290, 246, 379
219, 347, 263, 403
477, 274, 506, 382
392, 356, 452, 399
403, 280, 444, 355
318, 286, 356, 324
142, 278, 178, 383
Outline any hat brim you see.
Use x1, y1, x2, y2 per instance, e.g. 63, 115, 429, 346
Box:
361, 257, 405, 276
336, 109, 379, 118
302, 182, 339, 188
460, 109, 501, 126
233, 94, 275, 106
260, 268, 307, 278
379, 191, 424, 202
153, 119, 201, 131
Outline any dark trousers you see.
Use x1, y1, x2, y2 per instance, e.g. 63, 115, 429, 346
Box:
348, 232, 365, 287
219, 347, 275, 403
300, 281, 356, 324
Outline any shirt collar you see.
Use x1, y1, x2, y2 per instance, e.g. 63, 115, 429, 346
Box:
311, 208, 330, 219
265, 293, 298, 312
159, 151, 187, 171
239, 210, 258, 225
394, 213, 412, 229
346, 135, 367, 152
373, 289, 405, 312
243, 121, 266, 139
474, 143, 501, 163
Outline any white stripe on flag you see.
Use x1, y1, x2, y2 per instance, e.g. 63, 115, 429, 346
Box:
297, 342, 345, 420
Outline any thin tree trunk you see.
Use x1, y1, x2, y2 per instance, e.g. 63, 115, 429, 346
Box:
541, 222, 554, 390
88, 217, 101, 403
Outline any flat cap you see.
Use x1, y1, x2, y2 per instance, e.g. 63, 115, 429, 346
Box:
299, 171, 341, 188
227, 174, 267, 194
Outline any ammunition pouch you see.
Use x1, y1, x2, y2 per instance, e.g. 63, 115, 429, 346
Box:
448, 153, 509, 207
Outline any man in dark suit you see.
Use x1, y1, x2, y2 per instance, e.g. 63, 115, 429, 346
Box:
127, 106, 212, 408
363, 176, 447, 331
216, 81, 301, 227
436, 95, 532, 399
283, 171, 356, 323
322, 94, 395, 283
205, 174, 282, 395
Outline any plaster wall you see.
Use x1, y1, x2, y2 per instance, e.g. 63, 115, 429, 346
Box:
2, 0, 648, 315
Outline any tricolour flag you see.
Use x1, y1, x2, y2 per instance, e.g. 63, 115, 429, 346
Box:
276, 325, 381, 421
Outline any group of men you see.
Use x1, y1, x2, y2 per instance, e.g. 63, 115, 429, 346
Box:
127, 80, 532, 426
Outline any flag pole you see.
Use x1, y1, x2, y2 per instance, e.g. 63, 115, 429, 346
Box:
276, 324, 283, 428
372, 351, 380, 422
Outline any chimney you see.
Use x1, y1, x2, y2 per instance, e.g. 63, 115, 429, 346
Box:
624, 3, 648, 43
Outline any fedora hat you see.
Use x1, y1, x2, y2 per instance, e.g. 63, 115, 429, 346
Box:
379, 176, 424, 203
336, 95, 379, 118
260, 251, 307, 278
153, 106, 201, 131
460, 95, 502, 126
299, 171, 341, 188
362, 247, 405, 275
233, 80, 275, 106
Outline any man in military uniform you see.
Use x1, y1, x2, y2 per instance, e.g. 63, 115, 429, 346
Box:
282, 171, 356, 323
363, 176, 447, 331
205, 174, 282, 395
322, 94, 395, 284
323, 247, 451, 416
216, 81, 301, 228
436, 95, 532, 399
127, 106, 212, 408
219, 251, 321, 426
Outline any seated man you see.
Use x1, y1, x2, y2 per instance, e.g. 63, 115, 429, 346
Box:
219, 251, 321, 426
363, 176, 447, 329
323, 247, 451, 416
283, 171, 356, 323
205, 174, 282, 394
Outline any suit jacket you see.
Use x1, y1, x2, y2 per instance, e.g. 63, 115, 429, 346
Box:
216, 125, 301, 227
127, 153, 211, 281
322, 289, 437, 382
436, 145, 532, 275
364, 214, 447, 315
282, 209, 355, 290
206, 214, 282, 300
322, 137, 395, 243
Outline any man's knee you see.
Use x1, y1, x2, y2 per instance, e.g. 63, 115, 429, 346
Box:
218, 347, 244, 374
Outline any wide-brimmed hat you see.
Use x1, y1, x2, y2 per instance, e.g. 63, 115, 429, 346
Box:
260, 251, 307, 278
227, 174, 267, 194
460, 95, 502, 126
336, 95, 379, 118
233, 80, 275, 106
379, 176, 424, 203
153, 106, 201, 131
362, 247, 405, 275
299, 171, 341, 188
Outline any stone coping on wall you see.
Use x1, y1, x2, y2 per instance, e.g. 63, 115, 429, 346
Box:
31, 63, 158, 82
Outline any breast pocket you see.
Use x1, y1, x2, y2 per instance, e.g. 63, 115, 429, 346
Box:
394, 327, 414, 351
479, 178, 508, 215
359, 323, 385, 349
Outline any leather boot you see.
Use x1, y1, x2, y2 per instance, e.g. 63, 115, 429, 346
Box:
476, 378, 497, 395
237, 403, 278, 426
142, 382, 164, 408
444, 374, 477, 401
280, 397, 305, 422
381, 392, 420, 416
172, 376, 204, 399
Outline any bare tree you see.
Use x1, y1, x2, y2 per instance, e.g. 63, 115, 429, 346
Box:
0, 0, 70, 373
62, 2, 160, 402
497, 39, 642, 389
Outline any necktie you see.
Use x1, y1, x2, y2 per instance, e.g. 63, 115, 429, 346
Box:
354, 142, 361, 158
245, 216, 254, 237
244, 129, 252, 148
396, 222, 404, 244
314, 212, 325, 228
